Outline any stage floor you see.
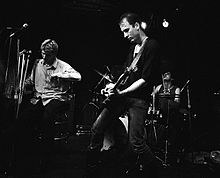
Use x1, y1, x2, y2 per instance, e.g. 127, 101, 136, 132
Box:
0, 133, 220, 178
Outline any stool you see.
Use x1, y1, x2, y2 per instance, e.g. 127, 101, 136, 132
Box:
53, 94, 76, 141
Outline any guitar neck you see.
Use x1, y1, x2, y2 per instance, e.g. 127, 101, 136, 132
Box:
113, 69, 130, 90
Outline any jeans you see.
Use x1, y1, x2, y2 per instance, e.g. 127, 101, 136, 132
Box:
89, 96, 152, 155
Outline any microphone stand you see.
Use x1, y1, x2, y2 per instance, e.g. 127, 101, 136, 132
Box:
15, 50, 31, 120
180, 80, 190, 93
186, 84, 194, 163
4, 33, 13, 98
152, 86, 158, 144
2, 29, 20, 176
181, 79, 193, 162
4, 31, 30, 174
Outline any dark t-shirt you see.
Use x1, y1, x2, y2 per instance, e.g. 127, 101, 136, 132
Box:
120, 38, 161, 102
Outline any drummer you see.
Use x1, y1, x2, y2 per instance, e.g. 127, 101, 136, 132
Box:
152, 71, 182, 154
153, 71, 180, 115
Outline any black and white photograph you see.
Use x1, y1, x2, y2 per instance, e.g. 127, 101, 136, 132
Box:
0, 0, 219, 177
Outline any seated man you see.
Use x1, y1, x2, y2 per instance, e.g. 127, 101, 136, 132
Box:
14, 39, 81, 171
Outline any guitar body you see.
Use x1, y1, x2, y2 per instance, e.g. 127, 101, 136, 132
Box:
101, 68, 131, 106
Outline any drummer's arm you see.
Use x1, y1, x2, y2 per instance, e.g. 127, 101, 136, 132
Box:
170, 87, 180, 109
174, 87, 180, 103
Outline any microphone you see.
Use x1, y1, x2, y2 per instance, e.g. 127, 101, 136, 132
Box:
9, 23, 29, 37
180, 79, 190, 93
186, 79, 190, 85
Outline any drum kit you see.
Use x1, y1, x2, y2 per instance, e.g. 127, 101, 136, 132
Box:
147, 90, 183, 166
147, 79, 194, 166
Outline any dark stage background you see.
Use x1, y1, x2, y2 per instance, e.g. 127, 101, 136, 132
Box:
0, 0, 219, 150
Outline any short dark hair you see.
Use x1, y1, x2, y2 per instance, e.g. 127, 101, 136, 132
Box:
40, 39, 58, 55
119, 12, 142, 26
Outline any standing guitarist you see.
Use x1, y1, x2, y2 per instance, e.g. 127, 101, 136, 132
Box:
85, 12, 161, 177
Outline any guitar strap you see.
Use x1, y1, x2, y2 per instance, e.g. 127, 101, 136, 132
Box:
119, 37, 148, 86
129, 37, 148, 71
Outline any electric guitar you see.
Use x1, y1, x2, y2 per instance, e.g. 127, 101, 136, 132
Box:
101, 50, 142, 105
101, 66, 134, 105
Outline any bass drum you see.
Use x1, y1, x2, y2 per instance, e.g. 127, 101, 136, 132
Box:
81, 103, 128, 151
102, 113, 128, 151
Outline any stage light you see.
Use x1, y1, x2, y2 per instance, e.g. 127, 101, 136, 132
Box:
162, 19, 169, 28
141, 21, 147, 30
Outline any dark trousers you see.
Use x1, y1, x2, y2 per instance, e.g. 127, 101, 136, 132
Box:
16, 99, 69, 149
88, 97, 155, 165
12, 99, 69, 168
0, 97, 70, 176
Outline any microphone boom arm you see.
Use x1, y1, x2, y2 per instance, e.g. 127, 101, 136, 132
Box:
181, 79, 190, 93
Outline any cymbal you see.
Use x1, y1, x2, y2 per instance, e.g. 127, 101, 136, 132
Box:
158, 93, 180, 98
94, 69, 112, 82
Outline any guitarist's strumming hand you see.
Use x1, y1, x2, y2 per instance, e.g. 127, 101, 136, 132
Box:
101, 83, 121, 98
